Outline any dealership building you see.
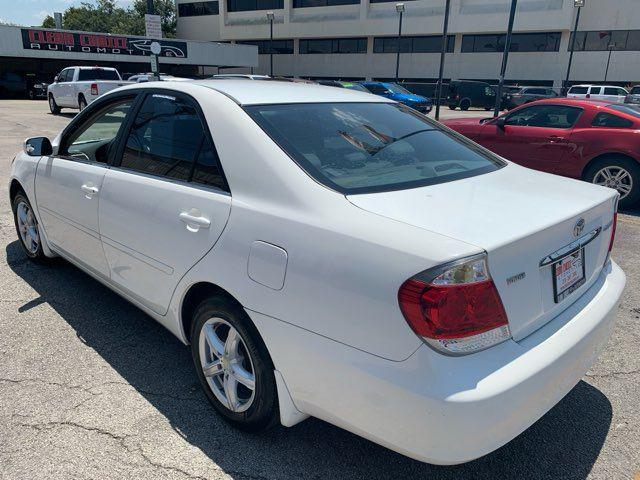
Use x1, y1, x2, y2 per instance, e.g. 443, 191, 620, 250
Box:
0, 24, 256, 95
176, 0, 640, 87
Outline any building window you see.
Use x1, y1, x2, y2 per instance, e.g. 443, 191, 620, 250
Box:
178, 1, 219, 16
373, 35, 454, 53
237, 39, 294, 54
299, 37, 367, 54
227, 0, 283, 12
461, 32, 561, 53
570, 30, 640, 51
293, 0, 358, 6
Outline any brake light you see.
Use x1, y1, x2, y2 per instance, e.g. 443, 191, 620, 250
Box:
398, 254, 510, 355
608, 212, 617, 252
91, 83, 98, 95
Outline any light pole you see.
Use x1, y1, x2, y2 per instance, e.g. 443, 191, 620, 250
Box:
493, 0, 518, 117
266, 11, 275, 77
604, 42, 616, 82
563, 0, 584, 95
395, 3, 405, 82
435, 0, 451, 121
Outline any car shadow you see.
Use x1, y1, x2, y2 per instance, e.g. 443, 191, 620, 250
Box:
5, 240, 612, 480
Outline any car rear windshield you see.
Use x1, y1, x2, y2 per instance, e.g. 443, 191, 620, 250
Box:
607, 104, 640, 119
245, 102, 505, 194
78, 69, 120, 81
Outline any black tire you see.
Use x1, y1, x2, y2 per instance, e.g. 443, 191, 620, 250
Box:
584, 156, 640, 208
28, 89, 35, 100
191, 296, 279, 432
484, 106, 492, 111
448, 104, 457, 110
460, 99, 471, 111
78, 95, 87, 111
48, 94, 60, 114
12, 192, 47, 262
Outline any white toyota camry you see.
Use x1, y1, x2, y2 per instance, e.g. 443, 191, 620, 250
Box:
9, 80, 625, 465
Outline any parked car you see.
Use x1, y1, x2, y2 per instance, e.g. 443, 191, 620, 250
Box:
10, 81, 624, 465
0, 72, 27, 98
567, 84, 628, 102
442, 98, 640, 207
624, 85, 640, 104
360, 81, 432, 113
503, 86, 558, 110
447, 80, 498, 111
211, 74, 270, 80
317, 80, 369, 92
128, 73, 191, 83
47, 66, 130, 114
28, 82, 48, 100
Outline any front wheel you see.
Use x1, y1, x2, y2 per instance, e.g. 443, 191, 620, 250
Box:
191, 296, 279, 432
460, 99, 471, 111
585, 157, 640, 208
12, 192, 46, 261
48, 94, 60, 114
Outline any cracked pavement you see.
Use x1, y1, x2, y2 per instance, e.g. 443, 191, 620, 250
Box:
1, 100, 639, 480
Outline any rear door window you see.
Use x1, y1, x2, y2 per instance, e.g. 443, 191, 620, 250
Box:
589, 86, 602, 95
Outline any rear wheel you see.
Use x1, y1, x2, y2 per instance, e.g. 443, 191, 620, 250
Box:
585, 157, 640, 208
460, 99, 471, 111
12, 192, 46, 261
448, 104, 457, 110
191, 296, 279, 432
78, 95, 87, 111
48, 94, 60, 114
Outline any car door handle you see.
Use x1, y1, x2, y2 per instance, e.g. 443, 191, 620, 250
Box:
179, 211, 211, 232
81, 184, 99, 196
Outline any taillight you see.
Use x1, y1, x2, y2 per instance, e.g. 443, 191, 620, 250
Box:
608, 212, 617, 252
90, 83, 98, 95
398, 254, 510, 355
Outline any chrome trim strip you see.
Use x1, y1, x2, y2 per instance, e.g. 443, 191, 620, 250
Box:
539, 227, 602, 267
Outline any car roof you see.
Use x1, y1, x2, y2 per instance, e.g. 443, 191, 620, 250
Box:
570, 84, 626, 88
191, 79, 389, 105
521, 98, 617, 108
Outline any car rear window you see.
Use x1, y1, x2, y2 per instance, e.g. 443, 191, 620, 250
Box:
607, 104, 640, 119
78, 69, 120, 81
245, 102, 505, 194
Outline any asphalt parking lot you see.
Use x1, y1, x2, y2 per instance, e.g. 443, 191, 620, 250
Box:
0, 99, 638, 480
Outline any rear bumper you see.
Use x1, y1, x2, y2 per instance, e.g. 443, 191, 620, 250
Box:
255, 260, 625, 465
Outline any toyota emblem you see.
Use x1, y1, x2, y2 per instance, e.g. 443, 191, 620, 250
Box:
573, 218, 585, 237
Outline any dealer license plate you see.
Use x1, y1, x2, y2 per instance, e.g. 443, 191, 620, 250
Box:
553, 249, 586, 303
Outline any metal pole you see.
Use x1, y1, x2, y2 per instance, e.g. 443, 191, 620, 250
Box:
395, 10, 403, 82
146, 0, 154, 14
270, 18, 274, 77
435, 0, 451, 121
604, 48, 613, 82
493, 0, 518, 117
563, 6, 581, 95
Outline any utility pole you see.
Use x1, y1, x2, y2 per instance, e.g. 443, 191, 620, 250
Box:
563, 0, 584, 95
395, 3, 405, 82
493, 0, 518, 117
435, 0, 451, 121
147, 0, 154, 14
267, 12, 275, 77
604, 42, 616, 82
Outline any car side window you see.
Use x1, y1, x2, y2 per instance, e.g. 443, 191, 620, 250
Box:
592, 112, 633, 128
589, 86, 602, 95
191, 137, 226, 190
505, 105, 581, 129
58, 70, 69, 82
63, 99, 133, 163
604, 87, 620, 96
366, 85, 387, 95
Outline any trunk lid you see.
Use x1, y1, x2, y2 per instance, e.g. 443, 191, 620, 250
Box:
347, 163, 617, 341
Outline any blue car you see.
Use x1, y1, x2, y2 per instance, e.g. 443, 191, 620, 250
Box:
360, 81, 432, 114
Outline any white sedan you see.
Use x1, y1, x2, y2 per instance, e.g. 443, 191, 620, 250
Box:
9, 80, 625, 465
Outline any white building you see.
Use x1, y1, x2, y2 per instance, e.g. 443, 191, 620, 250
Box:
176, 0, 640, 87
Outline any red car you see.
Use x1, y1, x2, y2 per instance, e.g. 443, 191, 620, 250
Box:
442, 98, 640, 207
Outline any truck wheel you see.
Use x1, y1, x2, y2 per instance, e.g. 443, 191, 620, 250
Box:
460, 99, 471, 111
48, 95, 60, 114
78, 96, 87, 111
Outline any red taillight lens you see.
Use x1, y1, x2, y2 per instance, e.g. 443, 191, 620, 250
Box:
608, 212, 617, 252
398, 255, 510, 355
91, 83, 98, 95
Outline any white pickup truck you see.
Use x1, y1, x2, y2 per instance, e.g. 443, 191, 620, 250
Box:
47, 67, 130, 114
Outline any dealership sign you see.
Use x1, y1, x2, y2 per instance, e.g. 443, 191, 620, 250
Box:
21, 29, 187, 58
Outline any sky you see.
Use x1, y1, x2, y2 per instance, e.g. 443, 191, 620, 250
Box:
0, 0, 133, 27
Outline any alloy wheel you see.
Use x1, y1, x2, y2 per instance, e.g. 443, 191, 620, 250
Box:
593, 166, 633, 199
16, 201, 40, 254
198, 318, 256, 413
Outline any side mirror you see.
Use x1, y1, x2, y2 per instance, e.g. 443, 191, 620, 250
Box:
24, 137, 53, 156
494, 117, 506, 129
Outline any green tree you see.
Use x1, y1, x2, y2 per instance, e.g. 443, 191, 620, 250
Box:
41, 0, 176, 38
